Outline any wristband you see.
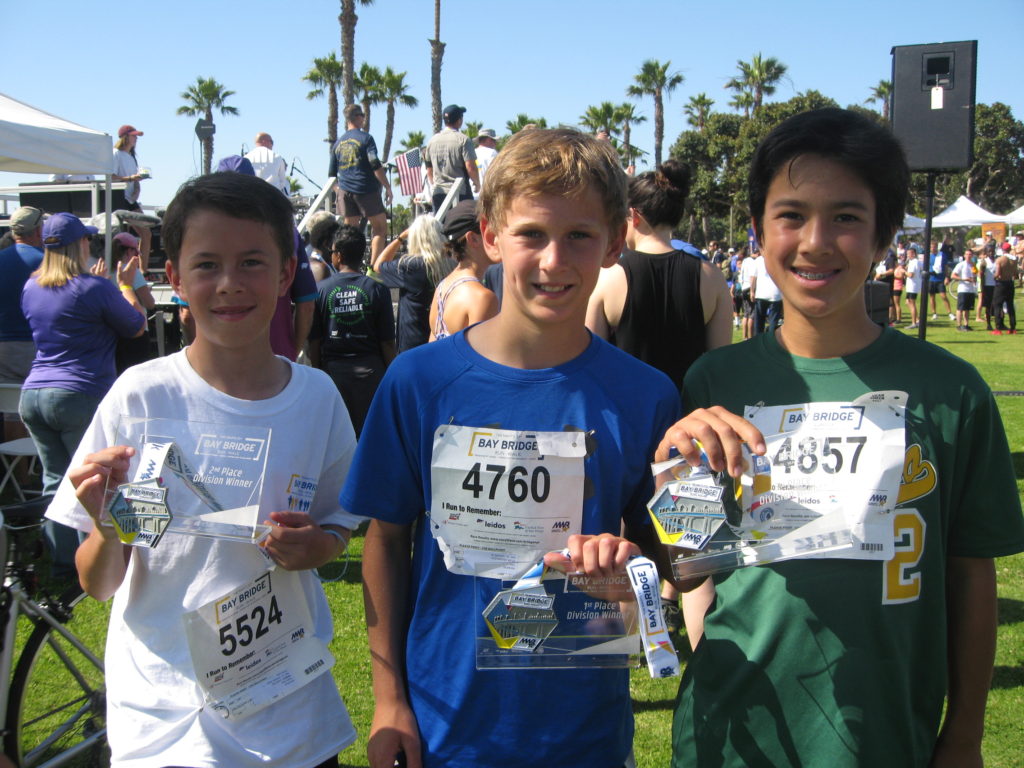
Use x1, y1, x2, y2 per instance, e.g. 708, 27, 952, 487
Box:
119, 283, 135, 291
323, 527, 347, 555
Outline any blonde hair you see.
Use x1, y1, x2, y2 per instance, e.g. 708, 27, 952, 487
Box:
402, 214, 453, 287
34, 244, 85, 288
114, 134, 135, 154
479, 128, 627, 232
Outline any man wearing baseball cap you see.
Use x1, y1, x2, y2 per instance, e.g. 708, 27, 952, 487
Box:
0, 207, 44, 383
423, 104, 480, 213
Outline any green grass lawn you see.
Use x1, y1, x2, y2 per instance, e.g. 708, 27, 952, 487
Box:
9, 302, 1024, 767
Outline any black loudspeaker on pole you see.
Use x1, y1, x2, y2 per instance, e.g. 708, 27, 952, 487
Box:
890, 40, 977, 340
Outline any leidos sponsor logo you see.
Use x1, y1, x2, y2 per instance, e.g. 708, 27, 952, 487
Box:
779, 405, 865, 432
476, 518, 506, 529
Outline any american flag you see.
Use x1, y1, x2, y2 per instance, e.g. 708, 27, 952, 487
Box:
395, 147, 424, 197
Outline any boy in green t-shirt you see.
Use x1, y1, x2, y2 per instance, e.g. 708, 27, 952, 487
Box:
660, 108, 1024, 767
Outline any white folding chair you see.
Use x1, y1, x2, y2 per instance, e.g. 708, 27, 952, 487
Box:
0, 383, 40, 502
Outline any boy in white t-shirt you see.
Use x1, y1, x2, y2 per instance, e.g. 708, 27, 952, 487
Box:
47, 173, 361, 768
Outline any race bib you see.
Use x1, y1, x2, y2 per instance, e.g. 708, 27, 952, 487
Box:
430, 425, 586, 579
183, 572, 333, 721
741, 390, 907, 560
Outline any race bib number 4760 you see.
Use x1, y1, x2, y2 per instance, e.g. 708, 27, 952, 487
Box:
430, 425, 586, 579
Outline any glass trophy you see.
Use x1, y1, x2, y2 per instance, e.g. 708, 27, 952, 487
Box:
651, 392, 908, 580
475, 559, 642, 670
102, 416, 272, 547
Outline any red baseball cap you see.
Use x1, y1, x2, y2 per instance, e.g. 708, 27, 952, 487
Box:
118, 125, 144, 138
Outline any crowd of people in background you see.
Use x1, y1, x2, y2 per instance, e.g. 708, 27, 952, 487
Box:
0, 105, 1022, 768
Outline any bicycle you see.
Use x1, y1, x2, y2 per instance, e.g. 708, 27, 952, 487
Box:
0, 496, 108, 767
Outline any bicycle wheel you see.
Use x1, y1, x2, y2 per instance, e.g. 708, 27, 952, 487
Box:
4, 585, 109, 768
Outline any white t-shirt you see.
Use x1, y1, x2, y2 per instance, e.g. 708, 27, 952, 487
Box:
904, 256, 923, 294
112, 149, 140, 203
739, 256, 759, 291
46, 351, 360, 768
952, 260, 977, 293
475, 145, 498, 185
752, 256, 782, 302
245, 146, 290, 195
981, 256, 997, 287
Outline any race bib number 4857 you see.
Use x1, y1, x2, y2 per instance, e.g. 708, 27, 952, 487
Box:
740, 390, 907, 560
430, 425, 586, 579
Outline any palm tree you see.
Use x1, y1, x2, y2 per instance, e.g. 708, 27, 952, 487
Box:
505, 114, 547, 134
627, 59, 684, 166
176, 76, 238, 174
615, 102, 645, 167
684, 93, 715, 132
726, 53, 788, 113
378, 67, 418, 162
464, 121, 482, 139
399, 130, 426, 153
338, 0, 375, 106
728, 89, 754, 119
865, 80, 893, 121
430, 0, 445, 133
579, 102, 621, 136
304, 53, 345, 147
354, 63, 384, 133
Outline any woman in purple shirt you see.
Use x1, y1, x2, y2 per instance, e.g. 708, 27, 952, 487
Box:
20, 213, 146, 576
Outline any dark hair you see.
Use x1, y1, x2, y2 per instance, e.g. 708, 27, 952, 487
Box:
111, 239, 133, 264
332, 224, 366, 270
628, 159, 691, 228
308, 213, 340, 256
748, 108, 909, 252
162, 173, 295, 266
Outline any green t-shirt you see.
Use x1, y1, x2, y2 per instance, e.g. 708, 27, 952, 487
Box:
673, 329, 1024, 768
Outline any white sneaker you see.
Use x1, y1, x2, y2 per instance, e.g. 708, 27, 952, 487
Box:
948, 313, 956, 321
931, 314, 938, 320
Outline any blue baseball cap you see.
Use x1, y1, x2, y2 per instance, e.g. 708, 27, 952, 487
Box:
42, 212, 98, 248
216, 155, 256, 176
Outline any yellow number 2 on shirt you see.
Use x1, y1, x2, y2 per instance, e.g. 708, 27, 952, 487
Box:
883, 509, 926, 605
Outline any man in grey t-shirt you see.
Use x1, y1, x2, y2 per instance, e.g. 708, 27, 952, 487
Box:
424, 104, 479, 213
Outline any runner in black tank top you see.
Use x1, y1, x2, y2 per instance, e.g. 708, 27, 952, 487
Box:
612, 247, 705, 389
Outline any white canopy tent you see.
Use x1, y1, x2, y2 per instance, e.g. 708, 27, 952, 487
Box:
901, 213, 927, 231
1004, 203, 1024, 226
930, 195, 1005, 228
0, 92, 113, 175
0, 91, 120, 261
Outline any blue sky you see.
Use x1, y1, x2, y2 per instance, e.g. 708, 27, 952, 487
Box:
3, 0, 1020, 207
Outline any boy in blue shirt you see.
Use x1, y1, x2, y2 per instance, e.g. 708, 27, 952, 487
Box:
341, 129, 680, 768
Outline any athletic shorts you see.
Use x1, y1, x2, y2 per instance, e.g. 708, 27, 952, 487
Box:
905, 291, 918, 300
892, 288, 903, 298
741, 290, 755, 318
957, 293, 976, 311
341, 189, 385, 219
